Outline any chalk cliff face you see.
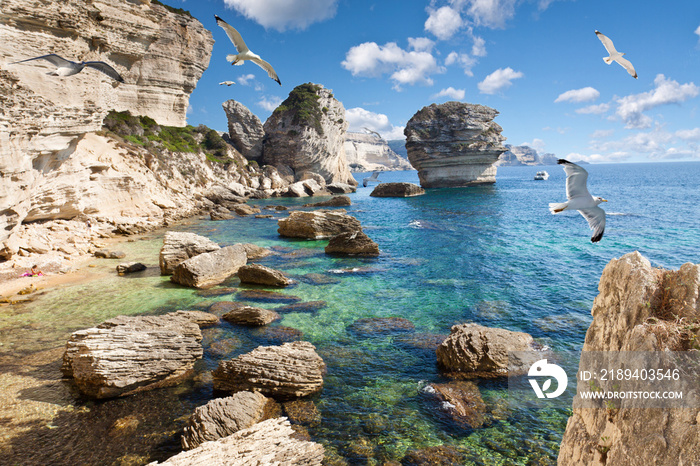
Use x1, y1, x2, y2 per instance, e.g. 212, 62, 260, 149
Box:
496, 145, 558, 166
344, 132, 413, 172
558, 252, 700, 465
0, 0, 213, 257
404, 102, 506, 188
222, 100, 264, 161
262, 83, 357, 186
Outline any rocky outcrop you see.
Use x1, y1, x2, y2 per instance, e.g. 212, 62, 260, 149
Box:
152, 417, 324, 465
436, 323, 535, 377
558, 252, 700, 466
284, 179, 330, 198
262, 83, 357, 186
222, 100, 264, 161
213, 341, 326, 399
325, 230, 379, 256
278, 210, 362, 239
404, 102, 506, 188
370, 182, 425, 197
62, 312, 205, 399
344, 132, 413, 172
171, 244, 247, 288
237, 264, 293, 287
181, 391, 277, 450
0, 0, 213, 253
422, 381, 486, 429
222, 306, 281, 326
159, 231, 221, 275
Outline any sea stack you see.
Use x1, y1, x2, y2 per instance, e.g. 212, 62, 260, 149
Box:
404, 102, 506, 188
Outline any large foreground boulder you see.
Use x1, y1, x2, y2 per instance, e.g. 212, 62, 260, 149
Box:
62, 312, 205, 399
278, 210, 361, 239
436, 323, 535, 377
151, 417, 324, 465
160, 232, 220, 275
325, 230, 379, 256
213, 341, 326, 399
171, 244, 247, 289
181, 391, 277, 450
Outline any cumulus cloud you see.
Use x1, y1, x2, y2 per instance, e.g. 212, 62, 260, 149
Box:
407, 37, 435, 53
576, 103, 610, 115
425, 6, 463, 40
590, 129, 614, 139
471, 35, 487, 57
466, 0, 518, 29
237, 74, 256, 86
675, 128, 700, 140
342, 40, 443, 89
223, 0, 337, 31
615, 74, 699, 129
432, 87, 466, 100
445, 51, 477, 76
554, 87, 600, 103
258, 95, 283, 112
695, 25, 700, 41
477, 67, 523, 94
346, 107, 405, 140
521, 138, 546, 153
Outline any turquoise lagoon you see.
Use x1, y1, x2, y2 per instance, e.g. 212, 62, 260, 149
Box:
1, 162, 699, 465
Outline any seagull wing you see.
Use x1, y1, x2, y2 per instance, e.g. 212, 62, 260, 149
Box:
595, 30, 618, 55
250, 56, 281, 85
558, 159, 591, 200
84, 61, 124, 82
579, 206, 606, 243
371, 171, 380, 180
215, 15, 249, 53
613, 56, 637, 78
10, 53, 73, 67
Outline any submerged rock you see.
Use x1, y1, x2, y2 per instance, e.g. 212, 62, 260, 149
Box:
401, 445, 466, 466
422, 381, 486, 429
251, 326, 304, 344
404, 102, 506, 188
237, 263, 293, 287
348, 317, 415, 337
213, 341, 326, 399
325, 230, 380, 256
370, 182, 425, 198
278, 210, 361, 239
171, 244, 247, 289
274, 301, 327, 313
222, 306, 281, 326
159, 232, 220, 276
236, 289, 302, 303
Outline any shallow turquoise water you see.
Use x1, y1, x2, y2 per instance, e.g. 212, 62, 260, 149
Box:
2, 162, 699, 465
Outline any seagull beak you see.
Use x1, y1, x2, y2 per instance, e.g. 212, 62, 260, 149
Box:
602, 199, 608, 202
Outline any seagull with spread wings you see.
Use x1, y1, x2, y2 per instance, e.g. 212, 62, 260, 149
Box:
219, 81, 236, 86
549, 159, 608, 243
595, 30, 637, 79
9, 53, 124, 82
363, 171, 382, 188
215, 15, 281, 86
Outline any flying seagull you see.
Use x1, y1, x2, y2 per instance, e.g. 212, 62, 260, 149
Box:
363, 127, 382, 139
549, 159, 607, 243
219, 81, 236, 86
214, 15, 281, 86
595, 30, 637, 79
363, 171, 382, 187
9, 53, 124, 82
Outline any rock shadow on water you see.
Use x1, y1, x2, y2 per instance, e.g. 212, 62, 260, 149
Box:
248, 325, 304, 344
274, 300, 327, 314
236, 289, 302, 304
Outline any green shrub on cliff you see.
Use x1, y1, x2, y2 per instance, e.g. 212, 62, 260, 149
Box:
151, 0, 192, 18
273, 83, 324, 135
102, 110, 232, 165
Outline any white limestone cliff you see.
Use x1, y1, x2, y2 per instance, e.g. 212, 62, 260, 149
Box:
344, 132, 413, 172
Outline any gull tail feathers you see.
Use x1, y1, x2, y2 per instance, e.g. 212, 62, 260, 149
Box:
549, 202, 568, 214
603, 57, 614, 64
226, 54, 243, 64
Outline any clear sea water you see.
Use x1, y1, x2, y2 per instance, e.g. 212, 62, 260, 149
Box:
1, 162, 699, 465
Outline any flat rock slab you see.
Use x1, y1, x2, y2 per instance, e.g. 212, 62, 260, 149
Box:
370, 182, 425, 197
303, 195, 352, 207
325, 230, 380, 256
181, 391, 277, 450
213, 341, 326, 399
159, 231, 220, 275
237, 263, 293, 287
326, 183, 357, 194
236, 289, 302, 304
151, 417, 324, 465
171, 244, 247, 289
222, 306, 281, 326
171, 310, 220, 327
62, 312, 204, 399
348, 317, 416, 337
278, 210, 361, 239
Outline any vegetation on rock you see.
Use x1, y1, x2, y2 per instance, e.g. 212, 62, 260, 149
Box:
151, 0, 193, 18
273, 83, 324, 135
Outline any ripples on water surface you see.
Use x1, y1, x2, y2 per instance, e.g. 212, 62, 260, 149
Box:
1, 162, 698, 465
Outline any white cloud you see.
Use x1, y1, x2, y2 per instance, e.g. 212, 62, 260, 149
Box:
258, 95, 283, 112
407, 37, 435, 53
346, 107, 404, 140
566, 152, 630, 163
466, 0, 518, 29
223, 0, 337, 31
445, 51, 477, 76
695, 25, 700, 41
237, 74, 256, 86
186, 104, 193, 115
590, 129, 614, 139
432, 87, 466, 100
471, 35, 487, 57
615, 74, 699, 129
675, 128, 700, 140
521, 138, 546, 153
576, 103, 610, 115
554, 87, 600, 103
477, 67, 523, 94
425, 6, 463, 40
342, 40, 442, 89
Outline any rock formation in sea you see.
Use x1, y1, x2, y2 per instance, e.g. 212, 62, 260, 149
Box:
262, 83, 357, 186
171, 244, 248, 289
344, 132, 413, 172
237, 263, 293, 287
324, 230, 380, 256
278, 210, 362, 239
370, 182, 425, 197
222, 100, 264, 161
558, 252, 700, 465
496, 144, 558, 166
404, 102, 507, 188
160, 232, 221, 275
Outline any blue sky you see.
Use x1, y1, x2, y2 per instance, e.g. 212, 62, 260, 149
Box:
181, 0, 700, 163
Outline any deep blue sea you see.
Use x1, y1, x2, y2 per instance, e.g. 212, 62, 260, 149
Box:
2, 162, 699, 465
